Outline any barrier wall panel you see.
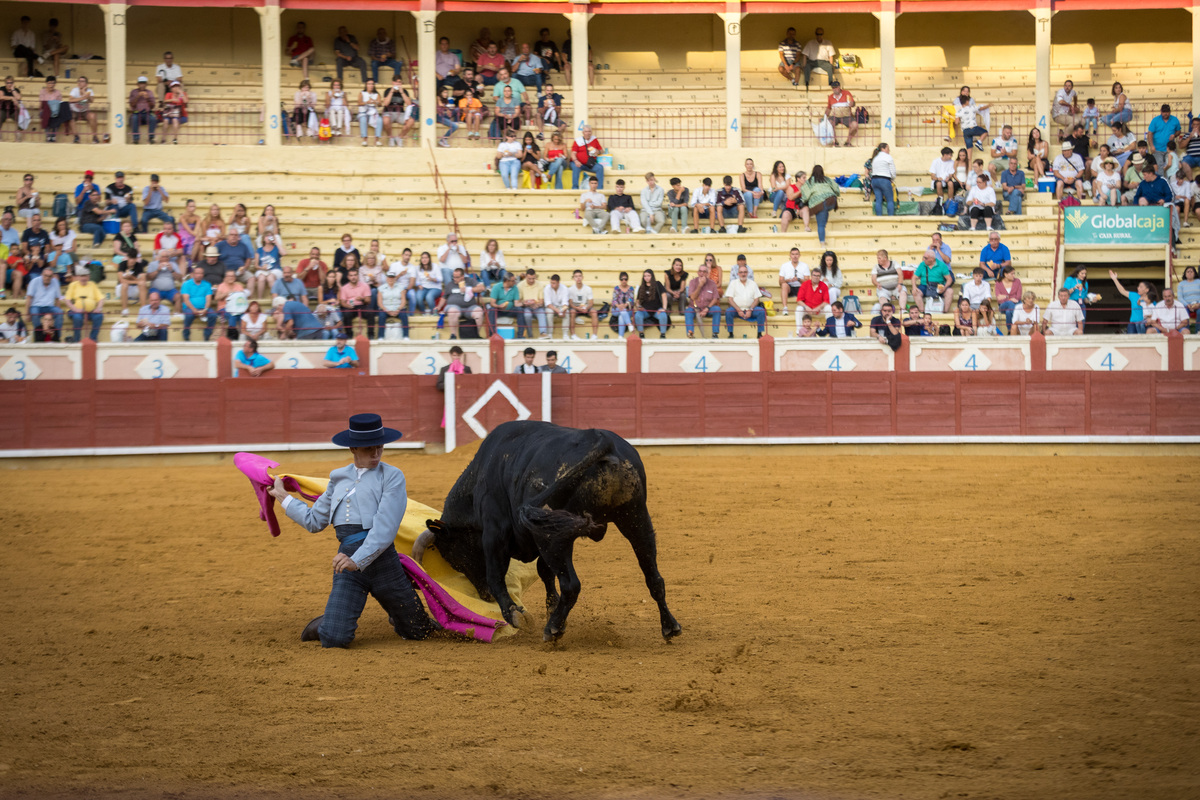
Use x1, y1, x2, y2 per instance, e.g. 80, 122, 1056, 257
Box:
1153, 375, 1200, 436
159, 382, 224, 444
765, 374, 831, 437
1089, 373, 1153, 436
637, 376, 705, 439
93, 384, 158, 448
1024, 374, 1087, 435
896, 374, 955, 436
224, 382, 289, 443
571, 375, 638, 438
831, 374, 894, 436
283, 378, 354, 444
0, 384, 27, 446
30, 383, 94, 449
959, 373, 1023, 435
703, 375, 765, 438
353, 377, 438, 443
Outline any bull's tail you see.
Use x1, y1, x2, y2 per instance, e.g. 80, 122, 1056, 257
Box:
517, 505, 603, 542
517, 430, 614, 540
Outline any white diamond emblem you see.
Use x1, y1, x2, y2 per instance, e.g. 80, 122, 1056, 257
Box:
1, 355, 42, 381
135, 354, 178, 379
812, 348, 857, 372
461, 380, 532, 439
679, 349, 721, 373
1085, 347, 1128, 372
949, 347, 991, 372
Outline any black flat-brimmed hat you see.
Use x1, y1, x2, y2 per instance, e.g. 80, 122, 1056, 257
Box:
331, 413, 402, 447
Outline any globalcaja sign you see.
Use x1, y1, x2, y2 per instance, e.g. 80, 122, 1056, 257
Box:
1063, 206, 1170, 246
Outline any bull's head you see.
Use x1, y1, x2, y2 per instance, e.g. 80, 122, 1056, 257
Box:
413, 519, 493, 602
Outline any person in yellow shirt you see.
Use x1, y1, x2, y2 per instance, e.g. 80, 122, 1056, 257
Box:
65, 266, 105, 342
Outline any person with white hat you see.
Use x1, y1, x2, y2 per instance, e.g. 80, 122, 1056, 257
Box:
128, 76, 157, 144
1052, 140, 1085, 200
268, 414, 439, 648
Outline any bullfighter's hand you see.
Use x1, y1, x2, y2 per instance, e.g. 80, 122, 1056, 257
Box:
268, 476, 290, 502
333, 553, 359, 573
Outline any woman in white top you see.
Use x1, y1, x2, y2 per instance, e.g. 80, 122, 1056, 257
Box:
869, 143, 897, 216
819, 251, 844, 303
227, 203, 254, 252
973, 299, 999, 337
966, 175, 997, 231
326, 79, 350, 135
358, 79, 383, 146
292, 80, 318, 138
414, 252, 442, 313
768, 160, 790, 217
239, 300, 268, 342
1102, 81, 1131, 128
496, 129, 523, 190
1107, 121, 1136, 168
1093, 158, 1122, 206
256, 204, 284, 250
1011, 291, 1042, 335
49, 216, 77, 271
953, 148, 970, 187
480, 238, 506, 286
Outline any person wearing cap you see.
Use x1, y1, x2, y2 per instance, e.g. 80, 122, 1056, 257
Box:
155, 50, 183, 100
1147, 104, 1181, 170
139, 174, 173, 233
128, 76, 158, 144
825, 80, 857, 147
268, 413, 438, 648
105, 171, 139, 231
74, 170, 97, 210
376, 268, 409, 340
323, 333, 359, 369
64, 266, 104, 342
161, 80, 188, 144
1051, 141, 1085, 200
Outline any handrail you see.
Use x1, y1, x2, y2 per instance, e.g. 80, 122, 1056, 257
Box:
1052, 204, 1063, 291
425, 146, 460, 236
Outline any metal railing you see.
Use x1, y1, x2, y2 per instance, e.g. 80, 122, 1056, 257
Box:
122, 103, 264, 145
0, 103, 111, 143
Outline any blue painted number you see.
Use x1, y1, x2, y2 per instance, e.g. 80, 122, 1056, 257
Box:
270, 114, 279, 129
964, 354, 978, 371
287, 356, 300, 369
13, 359, 27, 380
561, 356, 573, 373
1100, 353, 1114, 371
884, 117, 893, 131
151, 358, 164, 379
114, 113, 124, 129
729, 118, 738, 132
423, 356, 436, 375
1038, 115, 1047, 128
695, 355, 708, 373
829, 354, 842, 372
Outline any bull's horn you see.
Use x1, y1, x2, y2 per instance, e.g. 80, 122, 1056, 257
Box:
412, 528, 436, 565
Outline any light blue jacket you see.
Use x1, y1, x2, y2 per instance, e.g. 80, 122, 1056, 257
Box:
285, 462, 407, 569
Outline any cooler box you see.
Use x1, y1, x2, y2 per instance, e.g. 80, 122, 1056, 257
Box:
597, 154, 613, 169
1037, 178, 1056, 193
102, 219, 121, 234
496, 324, 516, 340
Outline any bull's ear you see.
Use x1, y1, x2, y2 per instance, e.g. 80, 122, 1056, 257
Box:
427, 519, 446, 534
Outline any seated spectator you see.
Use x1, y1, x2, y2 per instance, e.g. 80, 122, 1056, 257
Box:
796, 314, 817, 337
1027, 128, 1050, 181
781, 170, 811, 234
478, 239, 507, 287
436, 85, 460, 147
358, 79, 384, 146
1148, 287, 1190, 335
634, 269, 669, 338
287, 21, 316, 79
978, 232, 1012, 280
323, 333, 360, 368
1052, 79, 1080, 139
1011, 292, 1042, 335
48, 216, 76, 278
145, 253, 182, 309
913, 250, 953, 314
974, 299, 1000, 336
78, 187, 111, 248
458, 87, 484, 140
1045, 287, 1084, 336
825, 82, 858, 147
999, 158, 1026, 215
690, 178, 717, 233
929, 147, 957, 200
994, 266, 1022, 332
487, 272, 523, 337
1170, 169, 1193, 226
794, 269, 830, 333
135, 292, 172, 341
536, 83, 566, 140
777, 247, 810, 315
180, 266, 217, 342
68, 75, 99, 144
239, 300, 268, 343
609, 272, 635, 337
272, 264, 307, 307
496, 128, 522, 189
1134, 163, 1178, 252
513, 43, 545, 91
902, 305, 926, 337
1, 305, 27, 342
777, 27, 802, 85
870, 303, 902, 351
476, 42, 506, 85
153, 220, 184, 267
0, 76, 23, 142
274, 298, 324, 340
64, 266, 103, 342
297, 247, 327, 301
662, 178, 689, 234
869, 249, 905, 314
435, 37, 462, 86
439, 266, 486, 339
1107, 121, 1136, 168
112, 220, 147, 312
215, 269, 248, 339
1148, 104, 1181, 171
128, 77, 157, 144
570, 126, 604, 189
950, 297, 976, 336
662, 258, 688, 314
800, 27, 838, 89
334, 27, 367, 83
369, 28, 404, 84
716, 176, 747, 232
234, 339, 274, 377
34, 312, 59, 343
38, 76, 70, 143
518, 269, 548, 338
359, 251, 385, 290
684, 263, 721, 339
14, 173, 39, 225
339, 267, 375, 339
215, 230, 254, 286
567, 269, 599, 340
519, 131, 544, 183
1064, 123, 1093, 179
382, 76, 416, 146
540, 350, 567, 374
961, 268, 992, 310
513, 346, 540, 374
543, 131, 568, 189
1181, 118, 1200, 174
966, 174, 997, 230
1052, 141, 1085, 200
535, 29, 564, 74
1094, 157, 1121, 206
105, 171, 139, 231
724, 264, 766, 339
817, 250, 843, 303
817, 301, 859, 338
542, 272, 570, 338
1178, 265, 1200, 324
607, 180, 642, 234
640, 173, 665, 234
739, 159, 765, 218
578, 175, 607, 234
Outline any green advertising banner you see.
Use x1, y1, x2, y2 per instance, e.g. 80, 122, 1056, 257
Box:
1063, 206, 1170, 246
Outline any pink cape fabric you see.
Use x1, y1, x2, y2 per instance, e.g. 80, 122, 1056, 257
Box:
234, 451, 507, 643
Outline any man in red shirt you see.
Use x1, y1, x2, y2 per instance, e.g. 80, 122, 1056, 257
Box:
825, 80, 858, 147
476, 42, 506, 85
287, 21, 315, 80
684, 262, 722, 338
571, 125, 604, 189
297, 246, 328, 302
795, 268, 831, 330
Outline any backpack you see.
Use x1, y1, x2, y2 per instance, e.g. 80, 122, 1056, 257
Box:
929, 198, 944, 216
943, 198, 959, 216
52, 193, 69, 219
1059, 193, 1081, 209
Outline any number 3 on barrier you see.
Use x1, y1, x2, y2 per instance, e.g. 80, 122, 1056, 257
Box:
14, 359, 27, 380
151, 358, 164, 379
114, 113, 124, 129
424, 355, 436, 375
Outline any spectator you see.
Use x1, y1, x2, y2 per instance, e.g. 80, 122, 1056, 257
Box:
513, 43, 545, 91
634, 268, 669, 339
544, 130, 568, 188
438, 266, 485, 339
954, 86, 990, 151
381, 75, 414, 146
662, 258, 688, 314
519, 130, 544, 183
1062, 267, 1090, 320
724, 264, 766, 339
514, 346, 540, 374
478, 239, 507, 287
339, 267, 374, 338
145, 252, 182, 309
214, 269, 247, 338
1052, 141, 1085, 200
20, 211, 49, 254
518, 268, 548, 338
63, 266, 103, 342
1106, 270, 1153, 334
496, 128, 522, 189
738, 158, 765, 218
111, 220, 147, 312
476, 42, 506, 85
67, 75, 99, 144
824, 81, 858, 147
234, 339, 274, 377
0, 75, 22, 141
570, 126, 604, 189
901, 306, 926, 337
683, 264, 721, 339
567, 269, 598, 340
14, 173, 38, 226
1170, 169, 1193, 225
870, 303, 902, 351
869, 143, 897, 216
540, 350, 567, 374
974, 299, 1000, 336
180, 265, 217, 341
162, 82, 187, 141
978, 231, 1012, 279
913, 250, 953, 314
134, 292, 171, 341
800, 26, 837, 89
949, 297, 976, 337
41, 20, 68, 75
272, 264, 307, 306
966, 174, 997, 231
105, 171, 139, 230
435, 233, 468, 285
869, 249, 905, 314
78, 187, 109, 247
1045, 287, 1084, 336
536, 82, 566, 140
716, 175, 747, 232
287, 21, 315, 79
334, 27, 367, 83
368, 28, 403, 84
1107, 121, 1136, 169
1148, 287, 1189, 335
370, 268, 407, 340
412, 253, 442, 314
239, 300, 268, 342
542, 272, 570, 338
215, 230, 253, 284
358, 78, 383, 147
1049, 79, 1079, 139
640, 173, 665, 234
1177, 265, 1200, 327
33, 311, 59, 342
605, 271, 634, 338
128, 76, 157, 144
227, 203, 254, 252
154, 51, 183, 100
535, 29, 564, 75
999, 158, 1026, 215
690, 177, 717, 233
1011, 291, 1042, 335
607, 179, 642, 233
663, 177, 690, 233
780, 170, 810, 234
989, 124, 1019, 183
1134, 164, 1178, 252
560, 35, 595, 88
767, 160, 790, 216
775, 249, 809, 316
139, 174, 173, 233
929, 147, 957, 200
994, 266, 1022, 332
296, 247, 326, 301
1, 305, 27, 342
1026, 128, 1050, 181
1102, 81, 1131, 127
1064, 122, 1093, 178
800, 165, 839, 247
1121, 153, 1146, 204
12, 16, 40, 78
326, 79, 350, 136
794, 268, 830, 331
1181, 118, 1200, 174
817, 300, 859, 338
37, 75, 69, 142
816, 250, 842, 303
190, 203, 224, 263
323, 333, 360, 368
961, 268, 992, 311
48, 216, 75, 276
487, 271, 523, 337
332, 232, 359, 277
777, 27, 802, 85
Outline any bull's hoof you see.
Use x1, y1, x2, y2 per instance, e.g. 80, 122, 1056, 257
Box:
300, 615, 324, 642
503, 606, 527, 628
662, 621, 682, 641
542, 625, 565, 643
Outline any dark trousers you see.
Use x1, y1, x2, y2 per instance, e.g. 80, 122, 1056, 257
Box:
341, 307, 374, 339
318, 525, 438, 648
13, 45, 38, 76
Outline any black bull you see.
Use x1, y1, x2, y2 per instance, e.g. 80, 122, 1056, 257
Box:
414, 420, 682, 642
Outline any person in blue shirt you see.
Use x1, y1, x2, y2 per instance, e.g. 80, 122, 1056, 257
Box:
1062, 266, 1090, 319
1107, 270, 1154, 335
977, 231, 1012, 280
180, 265, 217, 341
323, 334, 359, 368
1134, 164, 1173, 206
234, 339, 275, 377
258, 234, 285, 281
999, 159, 1026, 215
276, 299, 325, 339
1147, 104, 1181, 170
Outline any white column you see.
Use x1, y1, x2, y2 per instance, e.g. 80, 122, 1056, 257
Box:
412, 10, 438, 150
257, 2, 282, 147
567, 9, 590, 132
720, 10, 743, 149
1032, 8, 1052, 136
875, 8, 896, 144
100, 3, 128, 145
1192, 6, 1200, 114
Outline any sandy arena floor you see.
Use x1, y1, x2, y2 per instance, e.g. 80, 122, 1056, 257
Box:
1, 450, 1197, 800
